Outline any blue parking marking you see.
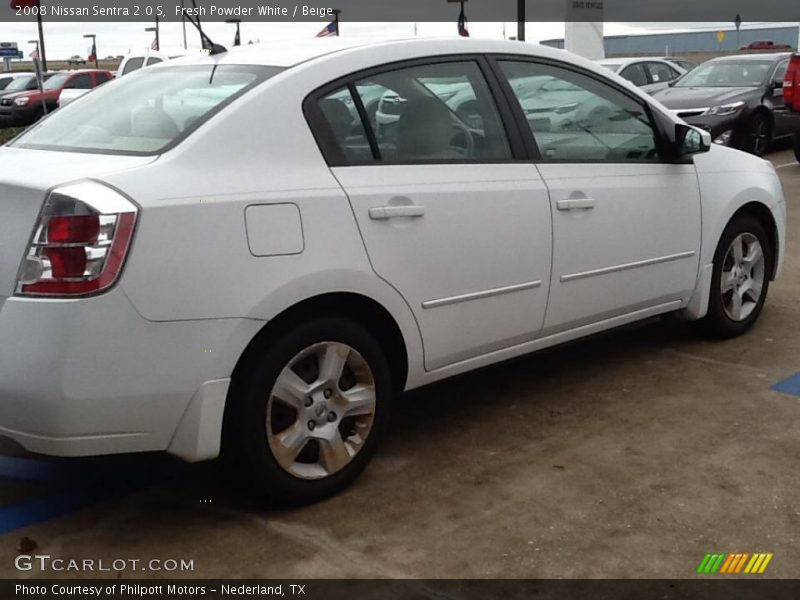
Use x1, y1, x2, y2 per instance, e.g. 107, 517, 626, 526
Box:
772, 373, 800, 397
0, 456, 179, 534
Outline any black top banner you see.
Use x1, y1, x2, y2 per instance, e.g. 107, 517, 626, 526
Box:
0, 0, 798, 22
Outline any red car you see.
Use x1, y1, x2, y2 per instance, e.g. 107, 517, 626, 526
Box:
740, 40, 793, 51
785, 54, 800, 161
0, 69, 113, 127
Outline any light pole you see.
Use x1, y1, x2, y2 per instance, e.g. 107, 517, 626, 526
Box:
145, 14, 160, 51
145, 19, 160, 51
226, 18, 241, 46
517, 0, 525, 41
180, 0, 188, 50
332, 9, 341, 36
83, 34, 98, 69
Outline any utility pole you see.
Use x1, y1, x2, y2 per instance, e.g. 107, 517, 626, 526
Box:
517, 0, 525, 41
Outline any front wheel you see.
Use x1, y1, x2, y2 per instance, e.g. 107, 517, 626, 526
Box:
745, 113, 771, 156
700, 215, 772, 338
223, 317, 391, 505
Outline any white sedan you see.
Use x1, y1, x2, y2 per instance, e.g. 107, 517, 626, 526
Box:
0, 38, 785, 504
597, 57, 687, 94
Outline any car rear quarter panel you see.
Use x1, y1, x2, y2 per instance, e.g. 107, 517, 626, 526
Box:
103, 70, 425, 386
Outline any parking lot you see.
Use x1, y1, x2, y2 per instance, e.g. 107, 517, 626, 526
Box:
0, 149, 798, 580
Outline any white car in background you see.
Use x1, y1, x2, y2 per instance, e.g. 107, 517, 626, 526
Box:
116, 49, 173, 78
0, 38, 785, 504
598, 57, 687, 94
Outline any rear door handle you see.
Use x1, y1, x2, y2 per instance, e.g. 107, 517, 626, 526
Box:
369, 205, 426, 220
556, 198, 596, 211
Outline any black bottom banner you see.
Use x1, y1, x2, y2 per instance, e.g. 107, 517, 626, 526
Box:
4, 580, 800, 600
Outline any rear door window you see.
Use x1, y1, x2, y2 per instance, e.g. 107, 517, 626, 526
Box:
66, 74, 93, 89
122, 57, 144, 75
619, 63, 649, 87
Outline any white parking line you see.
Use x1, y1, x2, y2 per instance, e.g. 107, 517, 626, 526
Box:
775, 162, 797, 169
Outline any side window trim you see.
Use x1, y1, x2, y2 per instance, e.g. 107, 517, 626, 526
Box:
348, 82, 381, 161
485, 53, 671, 165
303, 53, 529, 167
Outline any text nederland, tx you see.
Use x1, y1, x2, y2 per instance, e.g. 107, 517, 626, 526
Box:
16, 584, 308, 596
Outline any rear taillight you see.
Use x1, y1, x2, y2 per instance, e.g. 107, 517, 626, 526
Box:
785, 55, 800, 111
16, 181, 138, 297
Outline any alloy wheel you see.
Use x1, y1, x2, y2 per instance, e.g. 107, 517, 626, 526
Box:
720, 233, 766, 322
266, 342, 377, 480
750, 117, 769, 156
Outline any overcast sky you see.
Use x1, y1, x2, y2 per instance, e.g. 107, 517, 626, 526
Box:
0, 21, 794, 59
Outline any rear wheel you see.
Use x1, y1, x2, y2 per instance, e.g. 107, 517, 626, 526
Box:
224, 317, 391, 505
701, 215, 772, 338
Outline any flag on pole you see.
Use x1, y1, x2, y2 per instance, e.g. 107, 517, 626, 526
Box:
29, 45, 39, 60
316, 21, 338, 37
457, 4, 470, 37
151, 37, 159, 50
234, 28, 241, 46
87, 41, 96, 63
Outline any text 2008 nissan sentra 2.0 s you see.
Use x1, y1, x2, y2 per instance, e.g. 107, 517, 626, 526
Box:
0, 38, 786, 503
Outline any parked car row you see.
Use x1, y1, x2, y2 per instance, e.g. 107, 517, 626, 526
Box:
0, 69, 113, 127
0, 49, 180, 128
599, 52, 800, 157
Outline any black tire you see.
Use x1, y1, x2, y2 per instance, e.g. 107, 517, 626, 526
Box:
700, 215, 772, 339
745, 112, 771, 156
793, 131, 800, 163
223, 316, 391, 505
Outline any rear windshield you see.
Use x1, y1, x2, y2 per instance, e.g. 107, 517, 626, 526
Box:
13, 64, 283, 155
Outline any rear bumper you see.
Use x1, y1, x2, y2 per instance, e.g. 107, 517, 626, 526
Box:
0, 288, 263, 461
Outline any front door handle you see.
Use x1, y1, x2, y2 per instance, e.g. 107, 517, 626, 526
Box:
369, 205, 426, 220
556, 198, 596, 211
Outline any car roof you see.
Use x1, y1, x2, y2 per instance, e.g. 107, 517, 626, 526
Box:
597, 57, 671, 65
169, 37, 589, 70
712, 52, 792, 62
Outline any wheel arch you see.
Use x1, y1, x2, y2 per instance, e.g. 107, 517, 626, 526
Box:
230, 292, 410, 397
729, 201, 779, 280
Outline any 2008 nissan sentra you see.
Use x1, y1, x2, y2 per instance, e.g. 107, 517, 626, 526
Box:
0, 38, 786, 503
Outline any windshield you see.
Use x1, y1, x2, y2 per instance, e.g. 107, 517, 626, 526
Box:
675, 60, 772, 88
42, 73, 71, 90
6, 75, 41, 91
14, 65, 282, 155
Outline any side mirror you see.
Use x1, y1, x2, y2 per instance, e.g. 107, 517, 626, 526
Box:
676, 123, 711, 156
773, 79, 784, 90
